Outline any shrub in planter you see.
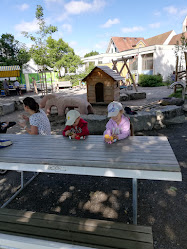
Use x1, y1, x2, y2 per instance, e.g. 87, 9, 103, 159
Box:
139, 74, 164, 87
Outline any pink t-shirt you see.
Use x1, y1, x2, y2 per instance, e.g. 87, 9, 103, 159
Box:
103, 115, 130, 140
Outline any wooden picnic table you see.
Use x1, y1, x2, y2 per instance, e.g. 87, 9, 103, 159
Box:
0, 134, 182, 225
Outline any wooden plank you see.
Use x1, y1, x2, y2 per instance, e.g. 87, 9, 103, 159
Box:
0, 135, 181, 173
0, 208, 152, 234
0, 208, 153, 249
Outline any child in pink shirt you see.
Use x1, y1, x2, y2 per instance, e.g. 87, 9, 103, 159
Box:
104, 101, 130, 143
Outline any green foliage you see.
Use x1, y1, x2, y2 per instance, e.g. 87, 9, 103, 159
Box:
0, 33, 30, 68
169, 89, 183, 98
174, 32, 187, 58
63, 63, 95, 86
46, 37, 82, 76
139, 74, 164, 87
84, 51, 99, 57
22, 5, 58, 69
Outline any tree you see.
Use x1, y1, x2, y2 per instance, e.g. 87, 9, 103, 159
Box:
0, 33, 30, 68
22, 5, 58, 94
84, 51, 99, 57
46, 36, 82, 77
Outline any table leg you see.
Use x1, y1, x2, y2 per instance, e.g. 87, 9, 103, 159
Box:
1, 171, 39, 208
132, 178, 137, 225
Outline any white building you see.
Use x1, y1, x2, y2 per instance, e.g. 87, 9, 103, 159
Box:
80, 16, 187, 82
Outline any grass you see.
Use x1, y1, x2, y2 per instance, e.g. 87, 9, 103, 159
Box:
169, 88, 183, 98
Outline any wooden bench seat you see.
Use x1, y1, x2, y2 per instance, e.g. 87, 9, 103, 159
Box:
0, 208, 154, 249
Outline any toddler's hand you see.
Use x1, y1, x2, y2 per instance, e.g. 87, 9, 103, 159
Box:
105, 137, 111, 143
71, 133, 76, 139
65, 130, 70, 136
113, 135, 118, 140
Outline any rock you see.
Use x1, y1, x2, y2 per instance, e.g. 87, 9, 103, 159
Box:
182, 103, 187, 112
128, 92, 146, 100
129, 112, 156, 131
163, 115, 186, 125
160, 97, 184, 106
120, 93, 130, 101
49, 105, 186, 134
14, 100, 24, 111
81, 114, 108, 135
0, 103, 15, 116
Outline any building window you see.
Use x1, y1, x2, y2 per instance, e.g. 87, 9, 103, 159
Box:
142, 53, 153, 70
129, 57, 138, 71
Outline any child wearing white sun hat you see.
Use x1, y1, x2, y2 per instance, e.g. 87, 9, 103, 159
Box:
63, 110, 89, 139
104, 101, 130, 143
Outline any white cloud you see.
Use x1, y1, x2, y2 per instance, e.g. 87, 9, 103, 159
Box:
74, 48, 90, 57
121, 26, 145, 33
45, 0, 63, 3
101, 18, 120, 28
15, 19, 39, 33
64, 0, 106, 15
69, 41, 77, 47
154, 11, 161, 16
95, 41, 108, 50
62, 24, 72, 33
18, 3, 29, 11
149, 22, 161, 29
164, 6, 178, 15
179, 8, 187, 16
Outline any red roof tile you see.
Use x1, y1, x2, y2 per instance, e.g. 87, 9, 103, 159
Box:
168, 32, 187, 45
111, 37, 146, 52
145, 30, 173, 46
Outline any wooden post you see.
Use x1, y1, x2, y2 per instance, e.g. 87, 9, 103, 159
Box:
112, 60, 120, 74
41, 72, 44, 96
174, 56, 179, 93
45, 72, 47, 95
50, 72, 53, 93
125, 63, 138, 92
185, 52, 187, 85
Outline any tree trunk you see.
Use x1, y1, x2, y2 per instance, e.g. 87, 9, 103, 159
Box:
174, 56, 179, 93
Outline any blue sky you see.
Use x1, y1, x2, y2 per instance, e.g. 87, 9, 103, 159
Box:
0, 0, 187, 57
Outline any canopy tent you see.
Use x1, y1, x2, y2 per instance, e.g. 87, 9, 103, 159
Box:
0, 65, 20, 78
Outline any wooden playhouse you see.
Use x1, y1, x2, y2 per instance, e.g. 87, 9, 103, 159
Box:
82, 66, 124, 104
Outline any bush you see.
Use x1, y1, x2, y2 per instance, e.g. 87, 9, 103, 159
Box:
139, 74, 164, 87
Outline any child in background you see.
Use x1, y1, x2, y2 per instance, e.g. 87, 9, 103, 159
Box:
63, 110, 89, 139
104, 101, 130, 143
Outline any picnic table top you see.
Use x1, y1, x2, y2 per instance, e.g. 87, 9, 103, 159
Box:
0, 135, 181, 180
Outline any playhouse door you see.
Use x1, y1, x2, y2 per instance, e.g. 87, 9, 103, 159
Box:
95, 82, 104, 102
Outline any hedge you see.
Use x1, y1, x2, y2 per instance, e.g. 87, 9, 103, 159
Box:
139, 74, 164, 87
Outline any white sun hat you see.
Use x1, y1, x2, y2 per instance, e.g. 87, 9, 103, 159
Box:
65, 110, 80, 126
107, 101, 123, 117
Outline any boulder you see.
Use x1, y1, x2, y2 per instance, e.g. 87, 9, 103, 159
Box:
81, 114, 108, 135
0, 103, 15, 116
160, 97, 184, 106
128, 92, 146, 100
14, 100, 24, 111
163, 115, 186, 125
120, 93, 130, 101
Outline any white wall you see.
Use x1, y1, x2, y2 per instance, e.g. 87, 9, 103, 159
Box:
154, 46, 176, 80
81, 45, 183, 81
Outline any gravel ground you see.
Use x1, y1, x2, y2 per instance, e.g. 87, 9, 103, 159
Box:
0, 86, 186, 249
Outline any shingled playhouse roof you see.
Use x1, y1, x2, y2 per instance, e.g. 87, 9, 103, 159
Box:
82, 66, 125, 82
